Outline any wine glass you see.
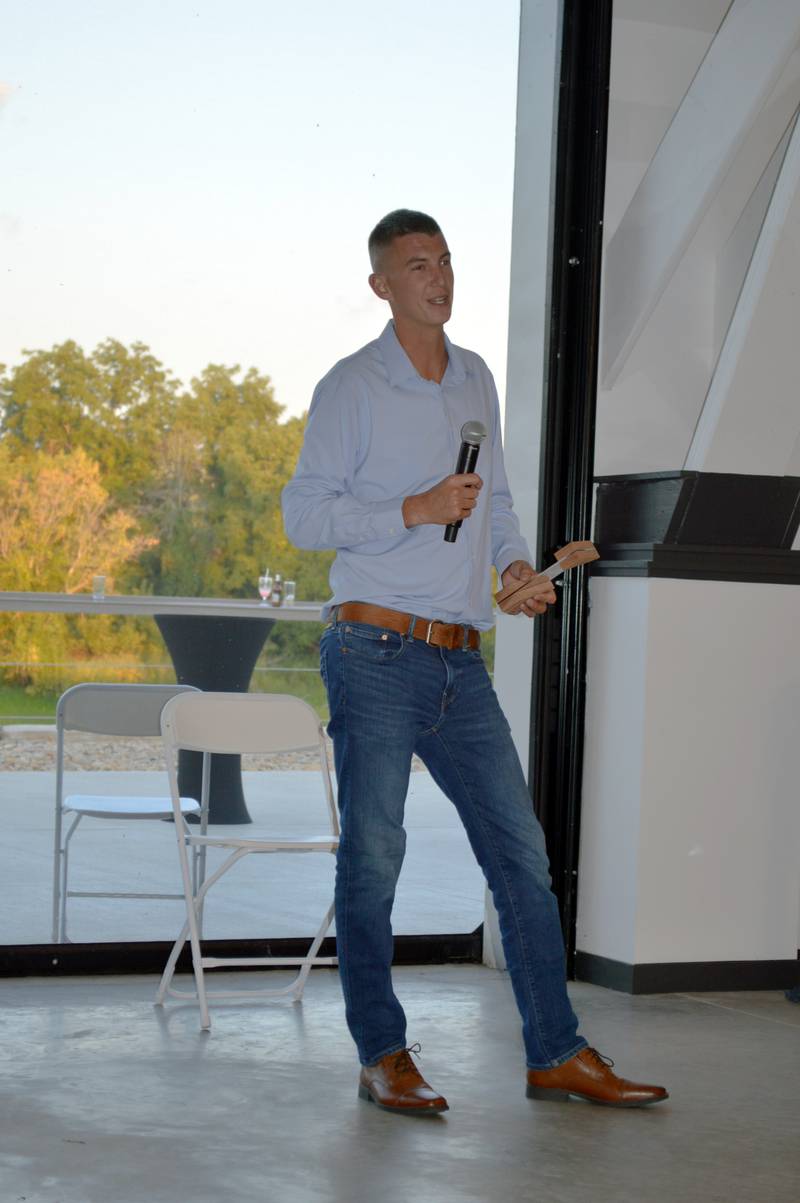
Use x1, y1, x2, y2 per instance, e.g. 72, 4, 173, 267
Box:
258, 570, 273, 606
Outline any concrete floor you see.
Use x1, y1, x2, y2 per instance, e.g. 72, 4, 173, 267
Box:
1, 966, 799, 1203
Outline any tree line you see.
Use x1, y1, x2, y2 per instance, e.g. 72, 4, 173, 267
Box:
0, 339, 331, 691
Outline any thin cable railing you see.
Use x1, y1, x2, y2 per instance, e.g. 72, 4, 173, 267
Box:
0, 636, 496, 727
0, 662, 321, 672
0, 662, 322, 725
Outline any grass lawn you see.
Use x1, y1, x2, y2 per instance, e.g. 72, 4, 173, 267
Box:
0, 631, 493, 726
251, 667, 328, 720
0, 685, 60, 724
0, 673, 328, 725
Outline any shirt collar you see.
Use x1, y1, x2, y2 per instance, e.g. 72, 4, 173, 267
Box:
378, 320, 467, 388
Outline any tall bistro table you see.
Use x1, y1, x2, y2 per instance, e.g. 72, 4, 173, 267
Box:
0, 593, 324, 824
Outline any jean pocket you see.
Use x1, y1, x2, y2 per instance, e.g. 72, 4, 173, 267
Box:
339, 622, 405, 662
319, 625, 337, 686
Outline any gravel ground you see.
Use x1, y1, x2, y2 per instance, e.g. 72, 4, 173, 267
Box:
0, 726, 426, 772
0, 726, 327, 771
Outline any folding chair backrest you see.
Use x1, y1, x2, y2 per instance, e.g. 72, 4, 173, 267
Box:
58, 683, 200, 738
160, 692, 322, 756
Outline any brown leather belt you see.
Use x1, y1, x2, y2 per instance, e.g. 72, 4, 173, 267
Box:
334, 602, 480, 651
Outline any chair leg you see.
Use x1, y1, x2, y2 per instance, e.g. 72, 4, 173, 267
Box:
196, 844, 209, 937
58, 814, 82, 944
158, 847, 333, 1024
154, 843, 233, 1003
291, 900, 336, 1001
52, 845, 63, 944
190, 921, 210, 1030
155, 916, 191, 1004
155, 850, 225, 1003
59, 851, 68, 944
174, 835, 213, 1029
52, 815, 63, 944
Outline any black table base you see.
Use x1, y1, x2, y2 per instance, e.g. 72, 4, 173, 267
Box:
155, 614, 275, 824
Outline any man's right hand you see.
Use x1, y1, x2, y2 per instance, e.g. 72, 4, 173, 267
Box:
402, 473, 483, 528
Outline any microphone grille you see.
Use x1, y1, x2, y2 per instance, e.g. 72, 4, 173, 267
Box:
460, 419, 488, 444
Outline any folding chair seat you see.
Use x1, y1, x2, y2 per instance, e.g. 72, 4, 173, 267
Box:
155, 691, 339, 1029
52, 683, 201, 943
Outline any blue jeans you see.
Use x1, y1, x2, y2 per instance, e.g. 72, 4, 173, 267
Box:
320, 620, 586, 1070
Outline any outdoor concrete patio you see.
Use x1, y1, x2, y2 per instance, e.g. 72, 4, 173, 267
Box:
1, 768, 484, 945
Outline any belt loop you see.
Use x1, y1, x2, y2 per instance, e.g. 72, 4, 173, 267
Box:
406, 614, 417, 638
462, 625, 469, 651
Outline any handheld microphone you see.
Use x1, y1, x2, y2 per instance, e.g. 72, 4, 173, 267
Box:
444, 419, 488, 542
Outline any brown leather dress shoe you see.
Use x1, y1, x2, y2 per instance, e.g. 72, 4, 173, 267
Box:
526, 1047, 668, 1108
358, 1046, 449, 1115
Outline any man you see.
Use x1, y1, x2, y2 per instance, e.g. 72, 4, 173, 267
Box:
282, 209, 667, 1114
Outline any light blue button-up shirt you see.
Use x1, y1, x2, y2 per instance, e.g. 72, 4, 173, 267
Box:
281, 321, 531, 630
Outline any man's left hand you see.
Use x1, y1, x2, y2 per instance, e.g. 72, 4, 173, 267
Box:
500, 561, 557, 617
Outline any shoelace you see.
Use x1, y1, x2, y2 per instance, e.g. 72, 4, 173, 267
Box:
585, 1047, 615, 1070
391, 1042, 422, 1074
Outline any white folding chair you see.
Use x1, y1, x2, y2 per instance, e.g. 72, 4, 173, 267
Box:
52, 683, 202, 943
155, 691, 339, 1029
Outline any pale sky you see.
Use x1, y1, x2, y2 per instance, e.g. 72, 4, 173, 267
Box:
1, 0, 520, 419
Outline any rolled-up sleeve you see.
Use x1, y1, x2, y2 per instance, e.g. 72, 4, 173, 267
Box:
282, 370, 406, 551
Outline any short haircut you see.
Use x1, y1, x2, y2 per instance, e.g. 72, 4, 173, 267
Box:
368, 209, 443, 269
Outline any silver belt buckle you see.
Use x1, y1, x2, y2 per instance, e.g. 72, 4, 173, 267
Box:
425, 620, 440, 645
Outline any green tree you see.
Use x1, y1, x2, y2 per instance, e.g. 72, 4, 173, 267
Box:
0, 446, 156, 689
137, 363, 332, 607
0, 339, 179, 504
0, 339, 334, 670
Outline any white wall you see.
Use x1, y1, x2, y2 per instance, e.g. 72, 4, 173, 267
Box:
488, 0, 563, 968
576, 579, 649, 964
580, 1, 800, 971
578, 577, 800, 965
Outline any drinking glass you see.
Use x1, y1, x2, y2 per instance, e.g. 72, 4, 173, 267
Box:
258, 571, 273, 605
284, 580, 296, 606
92, 574, 106, 601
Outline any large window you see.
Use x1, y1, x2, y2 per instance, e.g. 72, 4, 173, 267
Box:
1, 0, 519, 951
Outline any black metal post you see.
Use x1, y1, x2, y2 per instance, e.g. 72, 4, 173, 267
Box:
528, 0, 613, 974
